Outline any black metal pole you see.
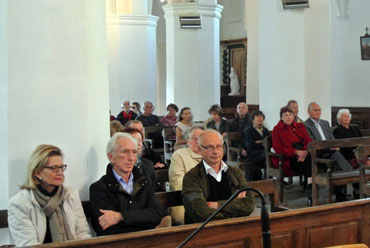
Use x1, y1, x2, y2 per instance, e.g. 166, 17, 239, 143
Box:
178, 187, 271, 248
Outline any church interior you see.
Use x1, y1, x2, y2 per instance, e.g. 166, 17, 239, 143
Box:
1, 0, 370, 247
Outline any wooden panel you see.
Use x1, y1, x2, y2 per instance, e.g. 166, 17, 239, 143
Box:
308, 221, 358, 248
29, 200, 370, 248
271, 232, 294, 248
202, 239, 245, 248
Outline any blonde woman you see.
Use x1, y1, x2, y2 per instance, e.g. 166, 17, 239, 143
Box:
8, 145, 91, 247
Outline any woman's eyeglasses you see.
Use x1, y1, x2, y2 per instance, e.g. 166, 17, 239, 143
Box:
43, 164, 67, 172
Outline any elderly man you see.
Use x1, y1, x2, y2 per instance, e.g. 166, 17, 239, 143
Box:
304, 102, 353, 202
136, 101, 160, 127
230, 102, 252, 157
287, 100, 303, 123
182, 129, 255, 224
89, 133, 167, 236
169, 125, 205, 224
116, 100, 137, 126
136, 101, 163, 149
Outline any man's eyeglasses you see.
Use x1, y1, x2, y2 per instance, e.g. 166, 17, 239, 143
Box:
43, 164, 67, 172
200, 145, 223, 151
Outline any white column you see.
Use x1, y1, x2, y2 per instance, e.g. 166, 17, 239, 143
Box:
3, 0, 110, 205
257, 0, 331, 129
245, 0, 259, 105
163, 1, 223, 121
106, 0, 159, 116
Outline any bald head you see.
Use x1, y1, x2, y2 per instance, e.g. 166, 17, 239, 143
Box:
237, 102, 248, 116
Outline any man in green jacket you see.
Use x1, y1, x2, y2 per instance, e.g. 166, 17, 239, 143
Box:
182, 129, 255, 224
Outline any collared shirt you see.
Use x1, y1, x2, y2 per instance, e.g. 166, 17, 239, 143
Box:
203, 160, 228, 182
112, 167, 134, 195
310, 117, 326, 140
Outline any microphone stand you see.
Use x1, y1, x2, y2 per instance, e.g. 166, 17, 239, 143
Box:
178, 187, 271, 248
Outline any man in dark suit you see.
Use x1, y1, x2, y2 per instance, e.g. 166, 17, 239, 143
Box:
304, 102, 353, 202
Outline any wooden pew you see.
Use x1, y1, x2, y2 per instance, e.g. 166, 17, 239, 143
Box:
355, 146, 370, 198
308, 137, 370, 206
30, 199, 370, 248
143, 126, 164, 154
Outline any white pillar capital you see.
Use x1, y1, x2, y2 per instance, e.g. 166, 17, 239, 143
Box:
163, 2, 223, 19
106, 14, 159, 26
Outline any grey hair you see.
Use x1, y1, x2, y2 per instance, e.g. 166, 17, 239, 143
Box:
307, 102, 319, 111
106, 132, 137, 157
184, 124, 206, 140
337, 109, 352, 125
198, 129, 223, 146
121, 100, 130, 107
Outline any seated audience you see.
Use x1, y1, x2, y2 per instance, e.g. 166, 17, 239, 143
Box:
287, 100, 303, 123
131, 101, 142, 116
89, 133, 167, 236
206, 104, 230, 138
304, 102, 353, 202
272, 106, 312, 197
229, 102, 252, 157
8, 145, 91, 247
116, 100, 138, 126
161, 103, 178, 126
126, 120, 166, 169
110, 120, 124, 137
175, 107, 193, 150
136, 101, 163, 148
182, 129, 255, 224
169, 125, 205, 224
243, 110, 269, 181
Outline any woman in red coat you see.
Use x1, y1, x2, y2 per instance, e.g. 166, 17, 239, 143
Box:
272, 106, 312, 189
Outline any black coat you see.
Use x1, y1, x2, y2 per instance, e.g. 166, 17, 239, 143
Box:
333, 125, 362, 160
207, 118, 230, 135
89, 164, 165, 236
244, 126, 269, 161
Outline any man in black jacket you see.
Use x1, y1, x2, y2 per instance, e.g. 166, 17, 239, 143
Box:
89, 133, 167, 236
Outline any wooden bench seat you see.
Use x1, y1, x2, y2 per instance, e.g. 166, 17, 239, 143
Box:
308, 136, 370, 206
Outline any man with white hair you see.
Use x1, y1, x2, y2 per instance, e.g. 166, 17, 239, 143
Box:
116, 100, 137, 126
89, 133, 166, 236
182, 129, 255, 224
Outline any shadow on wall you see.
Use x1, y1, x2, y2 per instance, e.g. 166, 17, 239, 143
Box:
86, 146, 101, 200
9, 159, 27, 199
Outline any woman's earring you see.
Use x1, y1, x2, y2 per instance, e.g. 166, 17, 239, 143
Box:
38, 177, 43, 181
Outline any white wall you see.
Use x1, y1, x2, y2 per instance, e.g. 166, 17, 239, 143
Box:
0, 0, 9, 211
0, 0, 11, 245
5, 0, 110, 203
331, 0, 370, 107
